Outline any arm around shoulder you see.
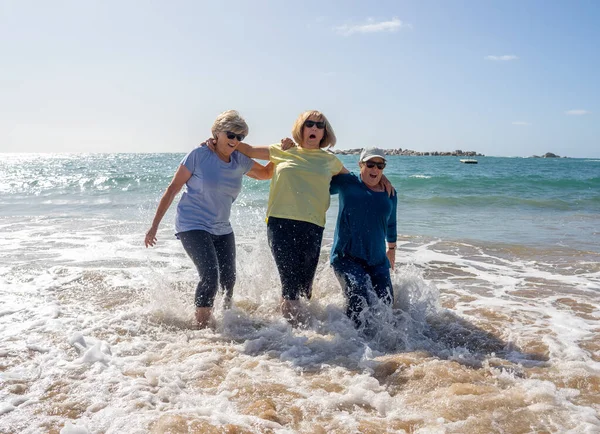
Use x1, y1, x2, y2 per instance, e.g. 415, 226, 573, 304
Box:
246, 161, 274, 180
237, 142, 271, 161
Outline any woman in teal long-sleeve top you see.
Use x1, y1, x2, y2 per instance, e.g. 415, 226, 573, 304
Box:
329, 147, 397, 328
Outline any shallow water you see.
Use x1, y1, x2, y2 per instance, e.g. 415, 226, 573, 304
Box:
1, 153, 599, 433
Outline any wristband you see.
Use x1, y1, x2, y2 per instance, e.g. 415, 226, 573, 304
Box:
388, 246, 396, 250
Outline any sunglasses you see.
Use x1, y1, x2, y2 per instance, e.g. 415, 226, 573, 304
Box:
364, 161, 386, 170
304, 120, 325, 129
225, 131, 245, 141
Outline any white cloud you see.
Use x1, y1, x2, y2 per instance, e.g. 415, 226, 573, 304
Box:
485, 55, 519, 61
512, 121, 531, 126
565, 109, 590, 116
334, 18, 410, 36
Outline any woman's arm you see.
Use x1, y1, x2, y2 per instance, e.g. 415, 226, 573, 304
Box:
335, 167, 391, 193
380, 175, 395, 196
203, 139, 272, 161
246, 161, 274, 180
386, 194, 398, 269
236, 142, 271, 160
386, 242, 397, 271
144, 165, 192, 247
329, 174, 341, 195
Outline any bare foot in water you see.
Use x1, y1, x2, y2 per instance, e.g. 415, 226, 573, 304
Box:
281, 299, 309, 328
195, 307, 214, 329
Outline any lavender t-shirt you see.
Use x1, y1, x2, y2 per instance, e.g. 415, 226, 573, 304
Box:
175, 146, 255, 236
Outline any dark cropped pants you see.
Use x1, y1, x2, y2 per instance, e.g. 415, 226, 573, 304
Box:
267, 217, 324, 300
178, 230, 235, 308
332, 256, 393, 328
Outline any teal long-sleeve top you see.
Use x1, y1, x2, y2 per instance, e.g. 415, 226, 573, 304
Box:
329, 173, 398, 267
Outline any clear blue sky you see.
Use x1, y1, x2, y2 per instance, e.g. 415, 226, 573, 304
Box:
1, 0, 598, 157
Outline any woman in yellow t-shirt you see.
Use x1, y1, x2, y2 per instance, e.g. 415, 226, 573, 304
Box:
235, 110, 348, 325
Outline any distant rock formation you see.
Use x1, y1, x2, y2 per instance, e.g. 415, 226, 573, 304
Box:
332, 148, 484, 157
531, 152, 561, 158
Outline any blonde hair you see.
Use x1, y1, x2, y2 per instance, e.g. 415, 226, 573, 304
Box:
211, 110, 249, 138
291, 110, 337, 148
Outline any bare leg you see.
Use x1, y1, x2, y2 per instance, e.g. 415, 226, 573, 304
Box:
281, 299, 307, 327
195, 307, 213, 329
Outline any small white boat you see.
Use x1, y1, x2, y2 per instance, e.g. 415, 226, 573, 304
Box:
460, 159, 478, 164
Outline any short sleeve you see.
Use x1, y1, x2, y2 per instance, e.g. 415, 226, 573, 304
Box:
237, 152, 256, 174
180, 147, 208, 174
269, 143, 285, 164
329, 155, 344, 175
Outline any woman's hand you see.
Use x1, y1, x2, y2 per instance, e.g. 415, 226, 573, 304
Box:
281, 137, 296, 151
145, 226, 158, 247
201, 138, 217, 152
380, 175, 395, 196
386, 246, 396, 270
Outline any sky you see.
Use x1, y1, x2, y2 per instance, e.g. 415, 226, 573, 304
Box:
1, 0, 599, 157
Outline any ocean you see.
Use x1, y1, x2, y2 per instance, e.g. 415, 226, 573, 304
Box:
1, 152, 599, 433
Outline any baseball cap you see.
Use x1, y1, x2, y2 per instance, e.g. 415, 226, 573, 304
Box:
359, 147, 387, 162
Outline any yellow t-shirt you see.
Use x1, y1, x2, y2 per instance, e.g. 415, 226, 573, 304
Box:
267, 144, 344, 227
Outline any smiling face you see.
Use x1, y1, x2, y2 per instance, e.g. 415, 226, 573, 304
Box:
215, 130, 244, 158
359, 157, 386, 189
301, 116, 326, 149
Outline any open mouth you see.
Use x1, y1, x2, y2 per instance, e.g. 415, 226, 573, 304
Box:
228, 142, 237, 148
309, 134, 316, 139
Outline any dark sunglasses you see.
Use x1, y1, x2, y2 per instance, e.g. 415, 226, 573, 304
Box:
225, 131, 245, 141
304, 120, 325, 129
365, 161, 386, 170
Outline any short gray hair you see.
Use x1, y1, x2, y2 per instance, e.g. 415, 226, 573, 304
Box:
211, 110, 249, 138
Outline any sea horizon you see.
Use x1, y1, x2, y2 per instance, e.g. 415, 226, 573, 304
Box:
2, 151, 599, 159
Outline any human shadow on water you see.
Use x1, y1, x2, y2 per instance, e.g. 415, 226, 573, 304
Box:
416, 310, 550, 370
203, 302, 551, 380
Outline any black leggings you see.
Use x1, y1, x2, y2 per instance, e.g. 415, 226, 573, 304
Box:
332, 256, 393, 328
267, 217, 324, 300
178, 230, 236, 308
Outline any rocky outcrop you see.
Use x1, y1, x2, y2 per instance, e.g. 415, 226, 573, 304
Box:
333, 148, 484, 157
531, 152, 561, 158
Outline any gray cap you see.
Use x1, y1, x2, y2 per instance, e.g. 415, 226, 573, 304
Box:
359, 147, 387, 162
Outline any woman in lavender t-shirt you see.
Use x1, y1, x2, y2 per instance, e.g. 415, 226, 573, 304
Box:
144, 110, 273, 328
